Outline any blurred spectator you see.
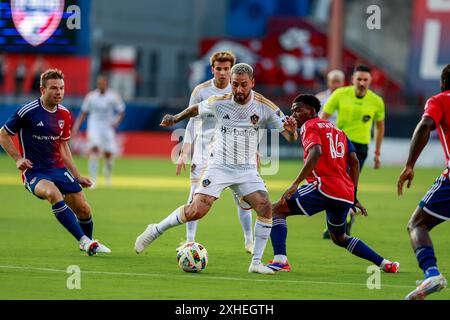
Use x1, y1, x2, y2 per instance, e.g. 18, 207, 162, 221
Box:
14, 58, 26, 96
0, 53, 6, 93
31, 56, 49, 94
316, 69, 345, 106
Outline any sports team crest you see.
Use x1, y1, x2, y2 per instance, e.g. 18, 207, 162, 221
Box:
58, 120, 64, 129
202, 179, 211, 188
11, 0, 65, 47
250, 114, 260, 125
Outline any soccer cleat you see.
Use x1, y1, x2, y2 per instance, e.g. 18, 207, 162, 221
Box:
95, 240, 111, 253
382, 261, 400, 273
248, 263, 275, 275
245, 242, 254, 254
266, 260, 291, 272
82, 240, 99, 256
135, 224, 160, 254
405, 274, 447, 300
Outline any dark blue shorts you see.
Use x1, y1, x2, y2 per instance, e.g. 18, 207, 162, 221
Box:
286, 183, 353, 235
419, 175, 450, 221
23, 167, 82, 198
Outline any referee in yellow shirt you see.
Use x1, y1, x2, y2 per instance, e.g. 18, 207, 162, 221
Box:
319, 64, 385, 238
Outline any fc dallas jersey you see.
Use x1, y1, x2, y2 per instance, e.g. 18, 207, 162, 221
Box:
3, 99, 72, 170
423, 90, 450, 170
300, 117, 355, 203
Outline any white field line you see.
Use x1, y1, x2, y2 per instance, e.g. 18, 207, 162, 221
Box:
0, 264, 428, 290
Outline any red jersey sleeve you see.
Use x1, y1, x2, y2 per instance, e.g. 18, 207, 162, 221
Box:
423, 96, 443, 127
301, 121, 321, 153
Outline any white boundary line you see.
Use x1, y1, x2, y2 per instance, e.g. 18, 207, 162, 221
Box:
0, 264, 427, 290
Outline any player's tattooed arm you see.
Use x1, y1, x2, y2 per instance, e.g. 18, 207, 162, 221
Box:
160, 104, 199, 127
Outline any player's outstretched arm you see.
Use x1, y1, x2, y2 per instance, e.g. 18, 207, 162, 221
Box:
60, 140, 92, 188
0, 127, 33, 170
160, 104, 199, 127
284, 145, 321, 199
397, 116, 435, 196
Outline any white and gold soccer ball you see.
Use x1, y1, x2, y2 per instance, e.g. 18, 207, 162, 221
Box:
176, 242, 208, 273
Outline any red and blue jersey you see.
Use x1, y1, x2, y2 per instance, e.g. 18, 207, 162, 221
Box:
3, 99, 72, 171
300, 117, 355, 204
423, 90, 450, 171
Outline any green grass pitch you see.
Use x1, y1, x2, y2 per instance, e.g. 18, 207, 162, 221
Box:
0, 155, 448, 300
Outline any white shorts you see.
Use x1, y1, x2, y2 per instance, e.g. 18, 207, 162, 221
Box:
190, 162, 207, 184
188, 166, 252, 209
87, 126, 117, 153
194, 166, 267, 199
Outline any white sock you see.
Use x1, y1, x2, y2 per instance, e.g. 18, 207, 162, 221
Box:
104, 157, 113, 184
186, 220, 198, 242
88, 156, 99, 183
273, 255, 287, 263
79, 235, 91, 247
185, 184, 198, 242
157, 206, 186, 233
380, 259, 390, 269
252, 219, 272, 265
238, 206, 253, 245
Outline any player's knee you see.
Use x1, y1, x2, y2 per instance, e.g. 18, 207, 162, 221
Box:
44, 189, 63, 204
331, 233, 347, 247
254, 197, 271, 217
272, 201, 290, 218
407, 215, 422, 233
76, 202, 92, 219
185, 203, 209, 221
406, 219, 414, 234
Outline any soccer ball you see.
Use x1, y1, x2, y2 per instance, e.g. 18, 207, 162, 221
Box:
176, 242, 208, 273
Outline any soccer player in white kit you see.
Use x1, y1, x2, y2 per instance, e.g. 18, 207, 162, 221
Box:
177, 51, 254, 254
135, 63, 298, 274
73, 75, 125, 187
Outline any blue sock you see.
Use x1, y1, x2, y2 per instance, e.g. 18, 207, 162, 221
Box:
52, 201, 85, 241
78, 217, 93, 239
270, 218, 287, 256
415, 246, 440, 278
345, 237, 384, 266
